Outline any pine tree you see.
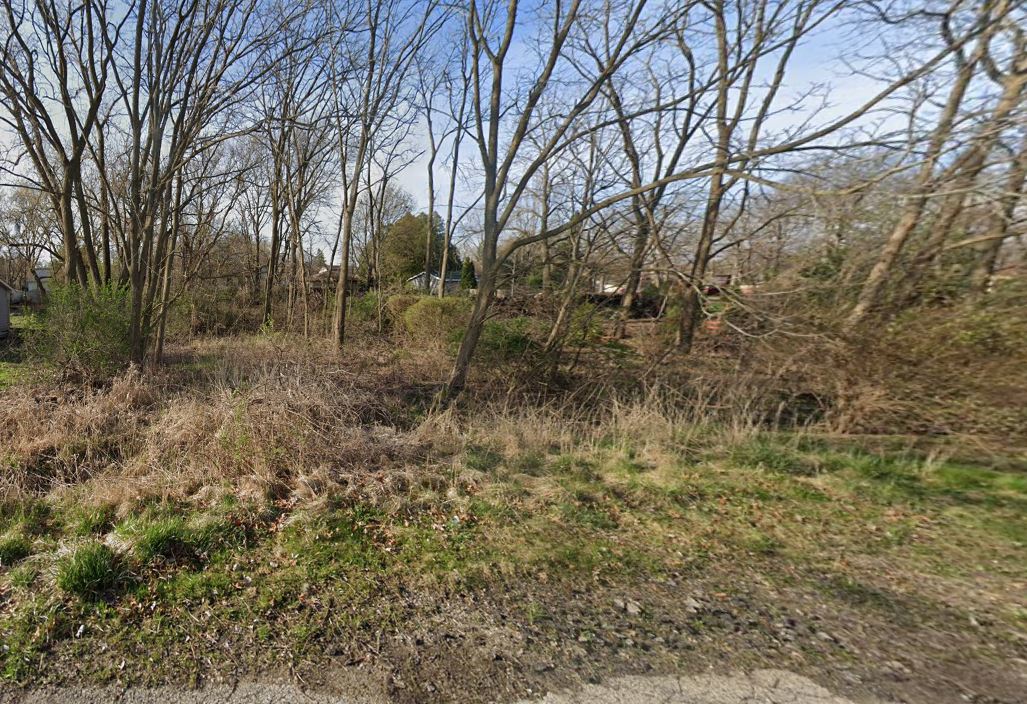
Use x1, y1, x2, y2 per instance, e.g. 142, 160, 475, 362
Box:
460, 260, 477, 290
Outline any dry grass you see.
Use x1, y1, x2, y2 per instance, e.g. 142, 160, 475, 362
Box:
2, 329, 1025, 696
1, 336, 422, 508
3, 302, 1024, 518
0, 333, 779, 519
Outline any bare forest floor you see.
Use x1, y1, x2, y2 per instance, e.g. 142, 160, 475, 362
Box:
0, 327, 1025, 703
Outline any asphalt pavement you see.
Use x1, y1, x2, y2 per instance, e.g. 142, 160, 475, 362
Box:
0, 669, 872, 704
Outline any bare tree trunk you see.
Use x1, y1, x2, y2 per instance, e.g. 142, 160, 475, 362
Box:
447, 267, 495, 393
438, 45, 471, 299
971, 131, 1027, 294
538, 165, 553, 293
422, 83, 438, 293
262, 202, 284, 327
153, 177, 184, 363
846, 0, 1008, 326
676, 170, 726, 352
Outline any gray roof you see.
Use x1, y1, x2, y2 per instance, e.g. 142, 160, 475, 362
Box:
407, 271, 462, 282
0, 278, 14, 292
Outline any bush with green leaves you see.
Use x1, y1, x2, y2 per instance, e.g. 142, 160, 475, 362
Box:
401, 296, 472, 344
478, 316, 535, 360
56, 542, 122, 599
28, 284, 132, 378
349, 291, 381, 324
566, 303, 603, 346
460, 260, 477, 290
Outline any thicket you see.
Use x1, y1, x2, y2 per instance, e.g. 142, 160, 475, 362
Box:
26, 285, 132, 379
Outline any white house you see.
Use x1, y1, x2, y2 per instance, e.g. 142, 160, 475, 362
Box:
406, 271, 462, 294
23, 267, 52, 304
0, 279, 13, 338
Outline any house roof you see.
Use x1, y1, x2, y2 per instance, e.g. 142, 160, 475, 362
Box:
0, 278, 14, 292
406, 271, 462, 282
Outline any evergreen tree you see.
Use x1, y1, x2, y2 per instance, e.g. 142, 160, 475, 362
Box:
377, 212, 459, 284
460, 259, 477, 290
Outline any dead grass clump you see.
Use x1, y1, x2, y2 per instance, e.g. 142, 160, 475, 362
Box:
0, 368, 156, 498
96, 369, 431, 509
0, 337, 444, 510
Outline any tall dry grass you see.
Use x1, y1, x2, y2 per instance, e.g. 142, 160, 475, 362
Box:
0, 335, 776, 515
5, 285, 1022, 517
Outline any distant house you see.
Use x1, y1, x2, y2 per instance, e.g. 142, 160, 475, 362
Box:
309, 266, 365, 295
0, 279, 13, 338
21, 267, 52, 305
406, 271, 462, 294
590, 272, 662, 296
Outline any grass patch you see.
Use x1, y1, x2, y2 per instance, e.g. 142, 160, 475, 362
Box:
131, 518, 198, 563
0, 500, 53, 536
0, 535, 32, 566
0, 362, 23, 389
66, 505, 117, 537
56, 543, 123, 600
1, 422, 1025, 685
730, 438, 820, 476
7, 564, 38, 588
464, 444, 503, 472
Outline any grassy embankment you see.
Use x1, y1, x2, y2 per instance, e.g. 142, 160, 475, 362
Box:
0, 334, 1024, 692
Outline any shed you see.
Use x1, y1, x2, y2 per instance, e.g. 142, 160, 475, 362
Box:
0, 279, 13, 339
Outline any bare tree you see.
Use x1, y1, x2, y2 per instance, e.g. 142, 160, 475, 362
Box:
330, 0, 443, 348
846, 0, 1018, 326
0, 0, 121, 286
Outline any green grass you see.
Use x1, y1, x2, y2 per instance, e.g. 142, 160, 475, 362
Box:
1, 431, 1025, 684
0, 362, 20, 389
0, 500, 53, 536
66, 505, 117, 537
7, 564, 38, 589
464, 444, 503, 472
0, 313, 38, 389
0, 535, 32, 566
130, 518, 198, 563
56, 543, 123, 600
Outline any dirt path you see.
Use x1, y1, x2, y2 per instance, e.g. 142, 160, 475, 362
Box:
0, 670, 871, 704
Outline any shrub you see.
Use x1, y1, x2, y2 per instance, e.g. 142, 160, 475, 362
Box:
566, 303, 603, 346
460, 260, 477, 289
402, 297, 472, 344
172, 288, 263, 337
478, 317, 535, 360
28, 284, 131, 378
0, 535, 31, 566
385, 294, 422, 326
349, 291, 381, 324
56, 543, 122, 599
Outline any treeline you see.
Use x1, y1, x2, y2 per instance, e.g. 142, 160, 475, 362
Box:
0, 0, 1024, 397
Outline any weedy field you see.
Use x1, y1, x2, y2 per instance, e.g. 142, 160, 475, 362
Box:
1, 333, 1024, 704
2, 0, 1027, 700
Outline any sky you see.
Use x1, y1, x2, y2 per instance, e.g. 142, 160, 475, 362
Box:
392, 10, 897, 218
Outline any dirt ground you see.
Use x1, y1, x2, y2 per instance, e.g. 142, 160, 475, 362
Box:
356, 571, 1026, 704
